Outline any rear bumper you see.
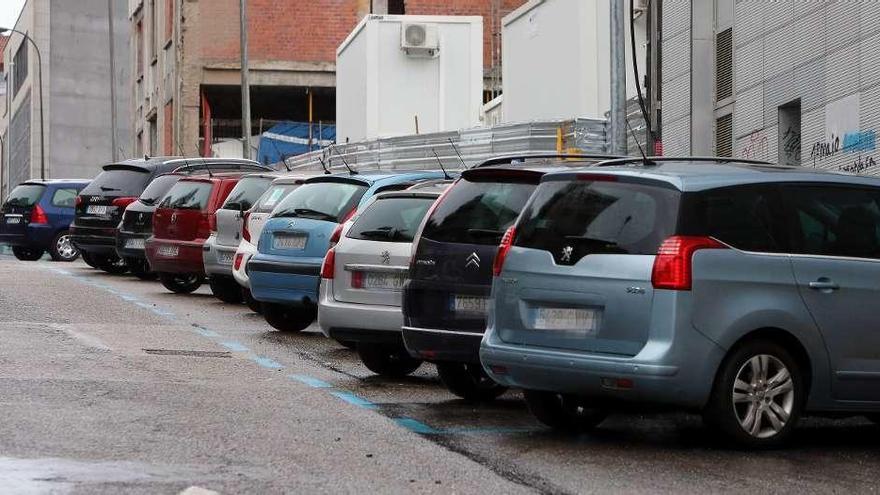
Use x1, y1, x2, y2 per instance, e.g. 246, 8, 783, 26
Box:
70, 224, 118, 254
248, 254, 320, 305
0, 224, 55, 248
318, 279, 403, 341
203, 235, 237, 277
402, 326, 483, 363
115, 230, 149, 260
232, 241, 257, 288
144, 237, 206, 274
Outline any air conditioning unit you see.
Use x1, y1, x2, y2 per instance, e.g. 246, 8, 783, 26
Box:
400, 23, 439, 57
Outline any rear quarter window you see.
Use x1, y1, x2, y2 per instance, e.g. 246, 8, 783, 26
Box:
515, 179, 680, 265
221, 177, 273, 211
160, 181, 213, 210
347, 196, 436, 243
51, 188, 79, 208
81, 168, 151, 196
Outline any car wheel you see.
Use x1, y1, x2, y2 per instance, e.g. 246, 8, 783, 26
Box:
703, 340, 804, 448
49, 231, 79, 262
523, 390, 608, 432
125, 258, 157, 280
436, 362, 508, 402
357, 343, 422, 377
263, 303, 315, 332
865, 414, 880, 425
243, 288, 263, 314
80, 251, 100, 268
158, 272, 204, 294
94, 254, 129, 275
338, 340, 357, 350
209, 277, 244, 304
12, 246, 44, 261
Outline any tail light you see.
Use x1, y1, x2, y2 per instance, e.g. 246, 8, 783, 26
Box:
351, 271, 363, 288
75, 195, 83, 207
492, 226, 517, 277
329, 223, 344, 247
30, 204, 49, 225
320, 248, 336, 279
111, 196, 138, 209
242, 211, 252, 242
233, 253, 245, 271
651, 236, 727, 290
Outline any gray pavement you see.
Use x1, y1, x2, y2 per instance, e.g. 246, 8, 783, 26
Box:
0, 256, 878, 494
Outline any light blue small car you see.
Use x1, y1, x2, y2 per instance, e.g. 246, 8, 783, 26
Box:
481, 157, 880, 447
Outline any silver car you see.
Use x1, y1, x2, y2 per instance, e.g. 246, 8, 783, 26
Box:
481, 158, 880, 448
318, 187, 447, 377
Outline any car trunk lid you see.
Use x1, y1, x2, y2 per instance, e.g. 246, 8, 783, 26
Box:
1, 184, 46, 236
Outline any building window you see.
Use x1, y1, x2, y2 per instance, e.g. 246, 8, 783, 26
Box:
164, 101, 174, 155
149, 0, 157, 61
148, 116, 157, 156
716, 113, 733, 157
715, 28, 732, 102
12, 41, 28, 97
388, 0, 405, 14
778, 100, 801, 166
136, 20, 144, 77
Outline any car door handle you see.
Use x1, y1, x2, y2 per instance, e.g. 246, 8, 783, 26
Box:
808, 280, 840, 291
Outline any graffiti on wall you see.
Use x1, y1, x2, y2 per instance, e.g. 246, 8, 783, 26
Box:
809, 94, 879, 174
740, 130, 768, 160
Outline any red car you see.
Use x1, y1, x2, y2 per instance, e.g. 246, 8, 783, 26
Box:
146, 174, 245, 294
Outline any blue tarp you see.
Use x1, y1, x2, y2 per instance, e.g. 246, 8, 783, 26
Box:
257, 121, 336, 166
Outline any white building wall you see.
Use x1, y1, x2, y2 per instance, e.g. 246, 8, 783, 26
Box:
659, 0, 690, 156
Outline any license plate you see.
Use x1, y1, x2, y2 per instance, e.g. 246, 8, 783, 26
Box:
125, 238, 146, 250
5, 216, 21, 224
361, 272, 406, 290
452, 295, 488, 315
158, 245, 179, 257
533, 307, 598, 333
273, 234, 307, 250
218, 251, 235, 265
86, 205, 109, 215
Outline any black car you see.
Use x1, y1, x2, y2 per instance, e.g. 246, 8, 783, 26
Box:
402, 154, 617, 401
71, 157, 268, 274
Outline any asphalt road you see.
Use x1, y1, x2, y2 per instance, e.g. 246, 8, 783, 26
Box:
0, 256, 878, 494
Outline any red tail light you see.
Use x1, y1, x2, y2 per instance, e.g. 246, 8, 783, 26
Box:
111, 196, 138, 209
492, 226, 517, 277
233, 253, 245, 271
329, 223, 344, 247
75, 195, 83, 207
30, 204, 48, 224
351, 271, 363, 288
651, 236, 727, 290
242, 211, 252, 242
320, 248, 336, 279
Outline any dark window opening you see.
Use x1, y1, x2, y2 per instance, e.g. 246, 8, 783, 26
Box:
388, 0, 405, 15
778, 99, 801, 166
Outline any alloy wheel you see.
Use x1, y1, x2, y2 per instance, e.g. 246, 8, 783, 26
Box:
732, 354, 795, 439
55, 234, 79, 260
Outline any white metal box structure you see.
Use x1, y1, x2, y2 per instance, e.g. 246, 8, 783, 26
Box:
501, 0, 646, 122
336, 14, 484, 144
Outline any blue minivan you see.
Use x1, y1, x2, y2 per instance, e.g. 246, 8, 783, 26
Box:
249, 171, 449, 332
0, 180, 90, 261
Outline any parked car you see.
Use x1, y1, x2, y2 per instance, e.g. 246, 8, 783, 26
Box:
402, 155, 614, 400
0, 180, 90, 261
249, 170, 451, 332
146, 172, 259, 294
318, 185, 449, 377
480, 157, 880, 447
203, 172, 281, 303
232, 176, 315, 313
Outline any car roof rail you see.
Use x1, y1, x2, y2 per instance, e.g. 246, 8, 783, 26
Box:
170, 161, 272, 175
474, 152, 626, 169
593, 156, 773, 167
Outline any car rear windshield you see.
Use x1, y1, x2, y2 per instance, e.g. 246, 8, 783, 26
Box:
159, 181, 213, 210
254, 184, 299, 213
419, 177, 537, 245
5, 184, 46, 207
515, 179, 680, 265
347, 196, 436, 243
80, 168, 152, 197
139, 175, 181, 205
272, 181, 368, 223
221, 177, 274, 211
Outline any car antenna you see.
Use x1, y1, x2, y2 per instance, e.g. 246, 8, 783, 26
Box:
447, 138, 468, 169
430, 148, 452, 180
329, 143, 357, 175
195, 146, 214, 177
174, 142, 191, 172
625, 118, 654, 166
267, 138, 292, 171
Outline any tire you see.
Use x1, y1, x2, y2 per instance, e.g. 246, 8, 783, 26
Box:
12, 246, 44, 261
703, 340, 804, 449
80, 251, 100, 268
523, 389, 608, 433
338, 340, 357, 350
209, 277, 244, 304
49, 231, 79, 262
357, 343, 422, 377
243, 288, 263, 314
866, 414, 880, 425
263, 303, 315, 332
94, 254, 129, 275
158, 272, 204, 294
436, 362, 508, 402
126, 258, 157, 280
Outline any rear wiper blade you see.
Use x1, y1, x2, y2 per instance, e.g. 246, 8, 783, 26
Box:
563, 235, 627, 252
292, 208, 337, 221
359, 227, 408, 239
100, 186, 121, 192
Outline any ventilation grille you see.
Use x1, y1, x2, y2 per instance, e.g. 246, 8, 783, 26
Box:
716, 114, 733, 157
716, 28, 733, 101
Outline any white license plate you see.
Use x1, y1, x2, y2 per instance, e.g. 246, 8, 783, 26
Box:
158, 245, 179, 257
361, 272, 406, 290
5, 216, 21, 224
125, 238, 146, 250
218, 251, 235, 265
273, 234, 307, 250
533, 307, 599, 333
86, 205, 109, 215
452, 295, 488, 315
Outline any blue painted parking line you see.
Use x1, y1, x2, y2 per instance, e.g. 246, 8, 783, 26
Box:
251, 356, 284, 369
394, 417, 440, 434
195, 327, 220, 338
289, 374, 333, 388
221, 341, 250, 352
330, 391, 377, 409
